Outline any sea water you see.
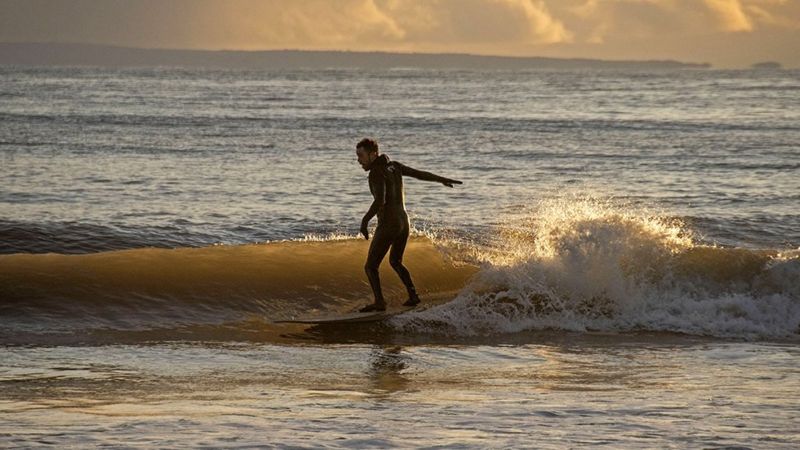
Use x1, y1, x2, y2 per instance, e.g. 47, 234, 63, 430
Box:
1, 66, 799, 447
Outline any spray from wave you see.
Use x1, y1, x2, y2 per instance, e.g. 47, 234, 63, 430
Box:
394, 198, 800, 339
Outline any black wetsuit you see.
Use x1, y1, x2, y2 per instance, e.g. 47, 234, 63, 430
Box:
362, 154, 457, 307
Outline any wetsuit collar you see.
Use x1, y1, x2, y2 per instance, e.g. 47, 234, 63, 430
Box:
368, 153, 390, 170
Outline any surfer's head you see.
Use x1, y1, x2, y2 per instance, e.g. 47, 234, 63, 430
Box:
356, 138, 380, 171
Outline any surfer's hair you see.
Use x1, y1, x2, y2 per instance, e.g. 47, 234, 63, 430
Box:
356, 138, 379, 153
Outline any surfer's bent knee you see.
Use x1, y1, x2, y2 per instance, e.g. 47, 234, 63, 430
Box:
389, 257, 404, 270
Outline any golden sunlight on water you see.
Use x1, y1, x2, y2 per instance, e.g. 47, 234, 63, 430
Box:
2, 339, 798, 447
2, 60, 799, 449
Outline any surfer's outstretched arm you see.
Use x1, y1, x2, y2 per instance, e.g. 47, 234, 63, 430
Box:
399, 163, 463, 188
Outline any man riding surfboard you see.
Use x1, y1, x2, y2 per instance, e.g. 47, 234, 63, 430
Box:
355, 138, 463, 312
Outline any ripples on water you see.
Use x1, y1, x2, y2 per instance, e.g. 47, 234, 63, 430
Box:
1, 66, 798, 251
2, 340, 799, 448
1, 66, 799, 447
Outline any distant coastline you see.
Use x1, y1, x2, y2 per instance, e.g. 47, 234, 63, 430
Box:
751, 61, 782, 70
0, 42, 711, 70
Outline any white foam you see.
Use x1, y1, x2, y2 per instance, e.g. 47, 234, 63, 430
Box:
394, 198, 800, 339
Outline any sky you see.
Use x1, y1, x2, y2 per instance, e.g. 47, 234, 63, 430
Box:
1, 0, 798, 68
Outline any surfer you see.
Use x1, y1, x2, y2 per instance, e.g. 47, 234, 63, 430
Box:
355, 138, 462, 312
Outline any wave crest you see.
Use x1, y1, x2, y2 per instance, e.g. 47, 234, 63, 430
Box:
394, 199, 800, 339
0, 237, 476, 333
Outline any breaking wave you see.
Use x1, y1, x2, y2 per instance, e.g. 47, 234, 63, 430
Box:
394, 198, 800, 339
2, 198, 798, 343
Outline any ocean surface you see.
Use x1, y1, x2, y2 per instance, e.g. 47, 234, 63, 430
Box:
1, 65, 799, 448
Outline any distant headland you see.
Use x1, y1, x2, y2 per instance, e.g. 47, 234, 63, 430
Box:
0, 42, 711, 70
751, 61, 782, 70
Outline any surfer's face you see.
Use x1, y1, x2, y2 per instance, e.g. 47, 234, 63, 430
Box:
356, 147, 376, 171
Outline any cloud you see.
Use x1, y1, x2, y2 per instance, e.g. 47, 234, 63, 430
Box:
551, 0, 800, 43
704, 0, 753, 31
0, 0, 572, 51
190, 0, 574, 53
371, 0, 572, 47
497, 0, 573, 44
743, 0, 800, 29
168, 0, 407, 49
0, 0, 798, 66
280, 0, 405, 45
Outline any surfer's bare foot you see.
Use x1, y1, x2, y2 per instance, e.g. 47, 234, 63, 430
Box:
359, 303, 386, 313
402, 295, 421, 307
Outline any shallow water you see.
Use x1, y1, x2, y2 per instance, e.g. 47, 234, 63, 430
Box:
2, 338, 799, 448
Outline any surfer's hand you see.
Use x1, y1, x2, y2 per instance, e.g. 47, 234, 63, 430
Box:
360, 221, 369, 240
442, 179, 462, 188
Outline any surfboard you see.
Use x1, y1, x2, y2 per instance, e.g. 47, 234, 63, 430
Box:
274, 291, 459, 325
274, 306, 415, 325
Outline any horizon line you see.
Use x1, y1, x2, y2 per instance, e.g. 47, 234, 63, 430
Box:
4, 41, 792, 69
1, 41, 718, 68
